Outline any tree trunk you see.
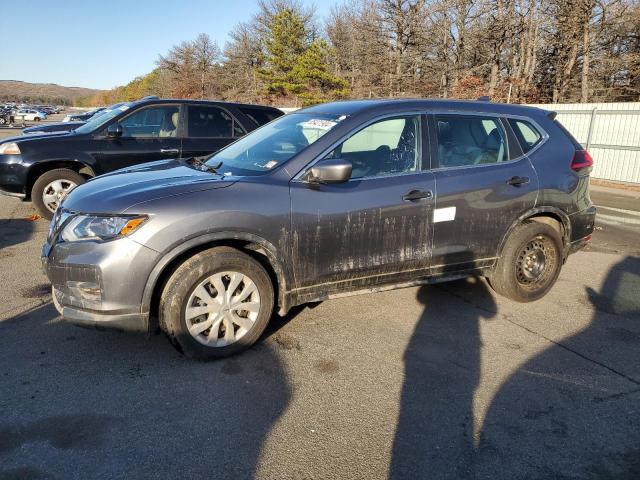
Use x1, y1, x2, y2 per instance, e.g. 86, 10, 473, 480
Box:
581, 11, 591, 102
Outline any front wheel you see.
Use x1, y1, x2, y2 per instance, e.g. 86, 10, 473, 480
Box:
160, 247, 275, 359
32, 168, 85, 219
488, 222, 563, 302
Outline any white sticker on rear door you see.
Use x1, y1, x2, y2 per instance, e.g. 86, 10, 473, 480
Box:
433, 207, 456, 223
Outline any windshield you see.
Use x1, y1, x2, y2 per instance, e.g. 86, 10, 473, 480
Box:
75, 103, 131, 134
205, 113, 345, 176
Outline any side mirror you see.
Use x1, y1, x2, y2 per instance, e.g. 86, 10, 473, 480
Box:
308, 159, 352, 184
106, 123, 123, 138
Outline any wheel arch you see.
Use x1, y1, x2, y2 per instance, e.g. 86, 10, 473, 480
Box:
25, 159, 95, 198
496, 207, 571, 260
142, 232, 292, 329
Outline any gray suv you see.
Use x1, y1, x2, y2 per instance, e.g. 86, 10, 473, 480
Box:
42, 99, 596, 359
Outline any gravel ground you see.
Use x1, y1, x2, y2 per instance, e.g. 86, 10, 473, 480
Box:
0, 186, 639, 479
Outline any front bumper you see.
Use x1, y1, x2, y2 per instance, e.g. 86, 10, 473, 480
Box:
0, 154, 28, 197
42, 235, 160, 333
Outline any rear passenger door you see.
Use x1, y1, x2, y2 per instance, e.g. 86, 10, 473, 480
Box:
182, 104, 246, 158
429, 113, 539, 270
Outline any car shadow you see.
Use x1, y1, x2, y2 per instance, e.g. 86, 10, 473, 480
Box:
0, 300, 297, 479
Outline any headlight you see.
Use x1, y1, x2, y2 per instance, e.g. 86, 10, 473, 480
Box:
60, 215, 147, 242
0, 142, 21, 155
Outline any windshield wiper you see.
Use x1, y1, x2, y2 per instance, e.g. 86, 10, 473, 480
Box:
186, 157, 222, 174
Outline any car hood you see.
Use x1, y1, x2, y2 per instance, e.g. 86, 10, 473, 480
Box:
0, 130, 78, 145
61, 159, 237, 214
23, 121, 84, 134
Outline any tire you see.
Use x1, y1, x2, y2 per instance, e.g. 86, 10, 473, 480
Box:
31, 168, 85, 219
34, 117, 41, 122
488, 222, 563, 302
160, 247, 275, 359
0, 117, 6, 125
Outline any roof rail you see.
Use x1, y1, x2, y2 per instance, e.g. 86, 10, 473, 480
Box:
140, 95, 159, 100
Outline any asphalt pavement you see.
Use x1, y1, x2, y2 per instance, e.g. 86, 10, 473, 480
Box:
0, 187, 639, 479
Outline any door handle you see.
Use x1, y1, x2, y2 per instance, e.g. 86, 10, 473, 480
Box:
402, 189, 433, 201
160, 148, 179, 154
506, 176, 530, 186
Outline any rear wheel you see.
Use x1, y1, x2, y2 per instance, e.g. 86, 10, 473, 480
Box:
160, 247, 274, 359
31, 168, 85, 219
0, 117, 6, 125
488, 222, 563, 302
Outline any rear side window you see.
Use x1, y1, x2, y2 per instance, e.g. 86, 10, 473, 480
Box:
240, 107, 283, 126
509, 119, 542, 153
187, 105, 245, 138
435, 115, 507, 168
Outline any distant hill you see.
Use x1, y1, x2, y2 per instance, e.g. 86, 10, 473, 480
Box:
0, 80, 103, 105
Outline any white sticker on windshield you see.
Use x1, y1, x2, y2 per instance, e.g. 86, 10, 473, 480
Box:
264, 160, 278, 169
300, 119, 338, 130
119, 105, 129, 111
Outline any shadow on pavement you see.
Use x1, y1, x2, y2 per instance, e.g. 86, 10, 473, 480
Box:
389, 276, 497, 480
0, 300, 298, 479
0, 218, 35, 251
477, 255, 640, 478
390, 256, 640, 479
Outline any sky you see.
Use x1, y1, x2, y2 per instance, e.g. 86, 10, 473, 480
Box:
0, 0, 333, 90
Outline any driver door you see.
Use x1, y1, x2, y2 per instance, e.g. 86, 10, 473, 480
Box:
289, 114, 435, 297
98, 104, 184, 172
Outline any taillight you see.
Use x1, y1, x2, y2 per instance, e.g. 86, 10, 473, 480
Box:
571, 150, 593, 171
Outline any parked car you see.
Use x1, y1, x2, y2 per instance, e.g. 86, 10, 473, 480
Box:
0, 97, 284, 218
41, 98, 596, 359
22, 102, 130, 135
62, 108, 105, 122
15, 109, 47, 121
0, 107, 15, 125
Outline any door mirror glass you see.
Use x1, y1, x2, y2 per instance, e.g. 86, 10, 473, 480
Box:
308, 159, 352, 184
106, 123, 123, 138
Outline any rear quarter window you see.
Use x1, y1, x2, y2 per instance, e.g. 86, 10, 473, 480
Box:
508, 119, 543, 153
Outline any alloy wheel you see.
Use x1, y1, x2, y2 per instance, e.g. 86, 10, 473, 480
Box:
42, 179, 77, 213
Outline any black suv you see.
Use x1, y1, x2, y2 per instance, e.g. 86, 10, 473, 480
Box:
42, 99, 596, 359
0, 98, 283, 217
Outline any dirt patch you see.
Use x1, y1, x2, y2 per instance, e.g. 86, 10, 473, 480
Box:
314, 358, 339, 374
272, 333, 301, 350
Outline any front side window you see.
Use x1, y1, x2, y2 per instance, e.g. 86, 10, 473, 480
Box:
435, 115, 507, 168
206, 113, 344, 176
188, 105, 244, 138
509, 119, 542, 153
326, 116, 421, 179
119, 105, 181, 138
